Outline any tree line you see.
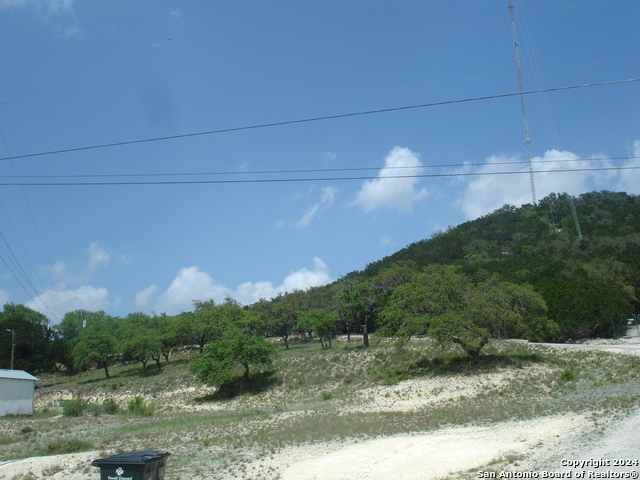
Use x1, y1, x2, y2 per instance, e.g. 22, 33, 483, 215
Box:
1, 190, 636, 386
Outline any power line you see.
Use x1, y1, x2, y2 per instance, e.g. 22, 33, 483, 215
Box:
0, 165, 637, 187
0, 124, 78, 321
5, 57, 638, 138
0, 155, 635, 180
0, 0, 628, 107
1, 78, 638, 163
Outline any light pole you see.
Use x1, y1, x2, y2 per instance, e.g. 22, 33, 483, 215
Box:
5, 329, 15, 370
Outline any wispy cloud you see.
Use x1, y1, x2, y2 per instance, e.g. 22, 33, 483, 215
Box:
1, 0, 74, 13
135, 284, 158, 309
380, 235, 393, 246
614, 140, 640, 195
0, 289, 10, 305
24, 242, 118, 321
42, 242, 111, 287
1, 0, 82, 37
296, 186, 337, 228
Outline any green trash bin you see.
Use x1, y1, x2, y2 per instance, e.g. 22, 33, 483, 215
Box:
91, 450, 171, 480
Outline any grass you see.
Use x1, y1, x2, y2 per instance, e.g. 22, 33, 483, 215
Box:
37, 437, 93, 456
2, 339, 640, 479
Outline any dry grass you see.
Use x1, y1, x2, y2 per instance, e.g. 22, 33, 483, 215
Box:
1, 338, 640, 479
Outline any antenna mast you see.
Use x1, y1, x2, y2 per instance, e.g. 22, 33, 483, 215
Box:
508, 0, 537, 205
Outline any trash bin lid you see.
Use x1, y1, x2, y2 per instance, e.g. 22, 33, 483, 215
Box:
92, 450, 171, 466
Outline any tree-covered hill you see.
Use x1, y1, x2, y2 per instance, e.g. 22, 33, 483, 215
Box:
362, 191, 640, 278
344, 191, 639, 339
2, 191, 638, 376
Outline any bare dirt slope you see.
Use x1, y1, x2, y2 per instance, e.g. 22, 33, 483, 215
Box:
2, 336, 640, 480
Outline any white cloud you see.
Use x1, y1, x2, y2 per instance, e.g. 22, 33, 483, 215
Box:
231, 258, 332, 305
351, 146, 428, 214
380, 235, 393, 246
153, 267, 232, 314
63, 21, 80, 37
0, 289, 10, 306
456, 149, 621, 220
44, 242, 111, 287
26, 285, 109, 322
1, 0, 81, 37
613, 140, 640, 194
0, 0, 73, 13
296, 186, 337, 228
88, 242, 110, 269
23, 242, 121, 320
297, 204, 320, 228
234, 281, 277, 306
277, 257, 332, 293
135, 284, 158, 309
151, 258, 334, 313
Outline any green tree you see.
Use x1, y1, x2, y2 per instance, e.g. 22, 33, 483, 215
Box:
377, 266, 470, 338
538, 263, 634, 338
0, 303, 57, 373
469, 279, 560, 342
190, 312, 277, 385
119, 312, 163, 372
338, 280, 379, 347
176, 300, 225, 353
297, 308, 338, 349
71, 311, 118, 379
428, 311, 490, 358
256, 293, 298, 349
153, 314, 181, 366
55, 309, 91, 372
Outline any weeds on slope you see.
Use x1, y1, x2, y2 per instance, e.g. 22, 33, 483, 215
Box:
1, 339, 640, 479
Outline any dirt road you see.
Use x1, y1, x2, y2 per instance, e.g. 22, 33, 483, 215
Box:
281, 332, 640, 480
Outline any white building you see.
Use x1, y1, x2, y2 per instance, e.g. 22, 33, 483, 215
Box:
0, 370, 39, 416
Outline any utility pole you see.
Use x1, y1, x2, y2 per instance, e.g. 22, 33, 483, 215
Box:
5, 329, 15, 370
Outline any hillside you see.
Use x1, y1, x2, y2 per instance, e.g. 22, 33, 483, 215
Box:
365, 191, 640, 274
2, 337, 640, 479
337, 191, 640, 339
1, 190, 637, 379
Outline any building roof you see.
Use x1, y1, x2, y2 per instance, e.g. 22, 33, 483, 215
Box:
0, 369, 38, 381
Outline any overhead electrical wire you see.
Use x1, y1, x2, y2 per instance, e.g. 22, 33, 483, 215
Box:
0, 165, 637, 187
0, 0, 628, 107
1, 78, 638, 164
0, 155, 635, 181
0, 0, 631, 322
4, 57, 638, 138
0, 125, 76, 320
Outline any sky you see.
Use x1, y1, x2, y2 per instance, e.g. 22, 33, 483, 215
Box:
0, 0, 638, 323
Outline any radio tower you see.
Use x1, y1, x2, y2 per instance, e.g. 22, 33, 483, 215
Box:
508, 0, 537, 205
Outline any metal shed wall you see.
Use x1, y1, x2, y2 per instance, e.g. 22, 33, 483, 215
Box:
0, 374, 37, 416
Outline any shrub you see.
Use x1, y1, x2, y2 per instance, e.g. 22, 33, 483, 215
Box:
41, 438, 92, 455
62, 398, 86, 417
127, 396, 154, 416
102, 398, 120, 415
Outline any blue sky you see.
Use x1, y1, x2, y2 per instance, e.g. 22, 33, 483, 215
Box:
0, 0, 638, 322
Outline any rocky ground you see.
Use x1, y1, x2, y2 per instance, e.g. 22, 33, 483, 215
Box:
1, 333, 639, 480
